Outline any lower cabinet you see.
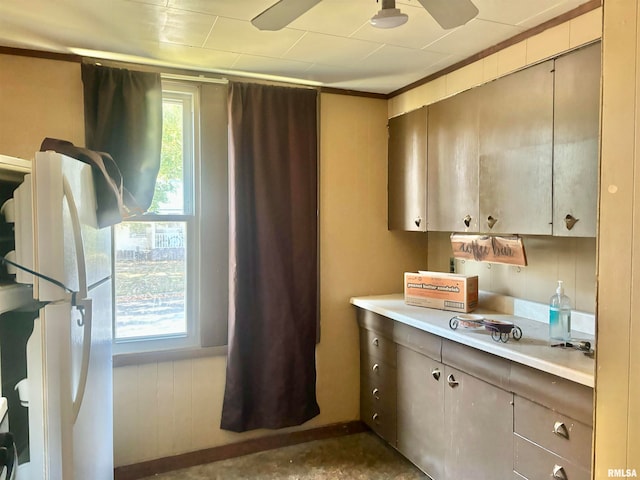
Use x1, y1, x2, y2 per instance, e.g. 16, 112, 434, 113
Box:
397, 345, 444, 479
443, 366, 513, 480
359, 324, 397, 445
357, 308, 593, 480
513, 395, 592, 480
360, 355, 396, 444
396, 346, 514, 480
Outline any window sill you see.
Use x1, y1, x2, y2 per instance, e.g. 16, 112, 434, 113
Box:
113, 344, 227, 367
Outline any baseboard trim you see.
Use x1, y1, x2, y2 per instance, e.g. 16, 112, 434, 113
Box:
113, 420, 368, 480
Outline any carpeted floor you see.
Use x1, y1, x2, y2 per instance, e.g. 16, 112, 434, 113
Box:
140, 431, 427, 479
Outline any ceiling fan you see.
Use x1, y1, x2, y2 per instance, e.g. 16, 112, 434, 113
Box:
251, 0, 479, 31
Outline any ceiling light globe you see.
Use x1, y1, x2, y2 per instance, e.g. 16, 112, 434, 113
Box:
370, 8, 408, 28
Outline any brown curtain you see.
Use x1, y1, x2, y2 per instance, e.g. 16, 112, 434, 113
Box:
81, 63, 162, 226
221, 82, 319, 432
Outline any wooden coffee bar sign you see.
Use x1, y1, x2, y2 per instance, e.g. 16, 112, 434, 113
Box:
450, 233, 527, 267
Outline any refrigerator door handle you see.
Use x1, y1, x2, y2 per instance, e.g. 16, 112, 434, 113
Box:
73, 297, 92, 423
62, 176, 88, 303
62, 176, 92, 424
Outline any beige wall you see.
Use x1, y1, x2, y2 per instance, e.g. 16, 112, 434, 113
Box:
427, 232, 597, 313
0, 54, 84, 158
111, 93, 427, 465
595, 0, 640, 476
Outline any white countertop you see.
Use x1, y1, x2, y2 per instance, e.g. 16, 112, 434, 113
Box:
351, 293, 595, 388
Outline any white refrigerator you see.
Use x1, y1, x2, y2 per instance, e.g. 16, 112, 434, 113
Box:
2, 150, 113, 480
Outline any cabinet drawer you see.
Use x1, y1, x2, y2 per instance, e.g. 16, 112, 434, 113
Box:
514, 396, 592, 468
442, 338, 510, 390
394, 322, 441, 361
514, 435, 590, 480
510, 363, 593, 426
360, 328, 396, 366
360, 355, 397, 446
361, 367, 396, 415
361, 395, 396, 446
361, 355, 396, 387
357, 308, 394, 338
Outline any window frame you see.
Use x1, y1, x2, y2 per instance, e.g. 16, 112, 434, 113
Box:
112, 81, 201, 355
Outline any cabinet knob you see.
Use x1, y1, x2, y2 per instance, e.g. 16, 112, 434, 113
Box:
431, 368, 441, 381
372, 388, 380, 400
414, 216, 422, 228
447, 374, 459, 388
372, 337, 379, 347
553, 421, 570, 439
372, 413, 380, 424
487, 215, 497, 229
564, 214, 579, 230
463, 215, 472, 228
372, 363, 379, 373
552, 464, 568, 480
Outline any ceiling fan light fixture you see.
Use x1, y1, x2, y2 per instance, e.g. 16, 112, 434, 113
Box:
370, 8, 408, 28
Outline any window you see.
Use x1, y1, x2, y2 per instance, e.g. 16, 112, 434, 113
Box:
113, 82, 200, 353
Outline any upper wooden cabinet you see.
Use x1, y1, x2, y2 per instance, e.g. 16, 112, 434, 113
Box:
478, 60, 555, 235
553, 43, 601, 237
389, 45, 600, 236
427, 88, 480, 232
388, 106, 427, 231
426, 60, 556, 235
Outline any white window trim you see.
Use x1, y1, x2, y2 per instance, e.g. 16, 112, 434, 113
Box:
112, 82, 201, 355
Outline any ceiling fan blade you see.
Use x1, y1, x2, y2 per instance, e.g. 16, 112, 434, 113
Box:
251, 0, 322, 31
416, 0, 479, 29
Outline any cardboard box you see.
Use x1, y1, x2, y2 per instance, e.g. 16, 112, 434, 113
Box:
404, 271, 478, 313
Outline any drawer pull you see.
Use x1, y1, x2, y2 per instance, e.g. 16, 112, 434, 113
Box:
372, 363, 380, 373
432, 368, 441, 381
553, 421, 570, 439
372, 337, 379, 347
447, 374, 459, 388
372, 413, 380, 424
372, 388, 380, 400
552, 464, 568, 480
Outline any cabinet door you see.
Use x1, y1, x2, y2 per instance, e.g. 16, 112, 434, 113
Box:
388, 107, 427, 231
397, 345, 445, 479
553, 43, 601, 237
444, 366, 514, 480
479, 61, 554, 234
427, 88, 480, 232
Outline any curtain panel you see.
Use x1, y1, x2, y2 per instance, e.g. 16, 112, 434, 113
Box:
81, 63, 162, 226
221, 82, 319, 432
199, 82, 230, 347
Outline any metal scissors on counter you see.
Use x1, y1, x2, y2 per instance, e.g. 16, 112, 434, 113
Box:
550, 340, 594, 357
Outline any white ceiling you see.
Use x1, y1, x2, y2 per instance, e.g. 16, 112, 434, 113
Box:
0, 0, 592, 95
